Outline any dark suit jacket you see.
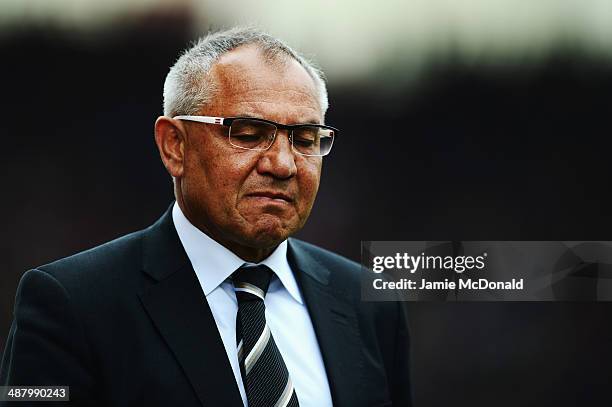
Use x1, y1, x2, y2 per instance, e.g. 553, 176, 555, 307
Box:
1, 206, 411, 406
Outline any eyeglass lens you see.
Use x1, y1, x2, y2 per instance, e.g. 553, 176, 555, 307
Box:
229, 118, 334, 156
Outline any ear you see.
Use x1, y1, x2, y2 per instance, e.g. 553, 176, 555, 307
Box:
155, 116, 185, 178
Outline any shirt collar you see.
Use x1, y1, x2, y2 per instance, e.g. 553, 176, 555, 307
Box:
172, 202, 303, 304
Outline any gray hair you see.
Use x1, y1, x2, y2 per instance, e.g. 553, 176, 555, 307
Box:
163, 27, 329, 118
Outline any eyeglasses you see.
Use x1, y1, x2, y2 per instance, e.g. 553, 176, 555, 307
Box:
173, 115, 337, 157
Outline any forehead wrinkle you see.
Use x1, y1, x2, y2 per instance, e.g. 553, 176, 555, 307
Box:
214, 56, 317, 90
231, 101, 322, 124
219, 85, 322, 122
222, 86, 318, 103
236, 94, 319, 108
213, 56, 319, 99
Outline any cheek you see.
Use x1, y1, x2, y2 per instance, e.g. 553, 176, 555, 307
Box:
190, 147, 256, 205
297, 160, 322, 209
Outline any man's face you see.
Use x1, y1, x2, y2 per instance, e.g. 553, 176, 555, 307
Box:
178, 45, 323, 258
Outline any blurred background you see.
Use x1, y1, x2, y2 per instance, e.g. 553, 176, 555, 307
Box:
1, 0, 612, 406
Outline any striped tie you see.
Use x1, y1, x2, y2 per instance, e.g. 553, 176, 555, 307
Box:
233, 264, 300, 407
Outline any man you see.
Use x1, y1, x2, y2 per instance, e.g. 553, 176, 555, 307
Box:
1, 28, 411, 406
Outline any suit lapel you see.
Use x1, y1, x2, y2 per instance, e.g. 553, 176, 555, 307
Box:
138, 207, 243, 407
288, 239, 366, 406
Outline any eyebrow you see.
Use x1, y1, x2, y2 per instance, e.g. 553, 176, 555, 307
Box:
235, 114, 322, 126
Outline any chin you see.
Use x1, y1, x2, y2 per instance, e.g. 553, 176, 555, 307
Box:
240, 216, 298, 247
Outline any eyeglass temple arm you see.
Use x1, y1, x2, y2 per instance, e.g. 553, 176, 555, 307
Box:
172, 115, 227, 125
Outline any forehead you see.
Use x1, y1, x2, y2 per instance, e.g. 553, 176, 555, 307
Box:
207, 45, 322, 123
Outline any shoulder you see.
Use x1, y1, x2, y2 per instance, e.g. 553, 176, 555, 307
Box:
33, 227, 149, 294
288, 238, 406, 330
288, 238, 360, 273
288, 238, 364, 290
39, 228, 145, 273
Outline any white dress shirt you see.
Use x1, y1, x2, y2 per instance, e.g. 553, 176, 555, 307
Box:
172, 203, 333, 407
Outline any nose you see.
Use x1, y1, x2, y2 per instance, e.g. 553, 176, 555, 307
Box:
256, 129, 297, 179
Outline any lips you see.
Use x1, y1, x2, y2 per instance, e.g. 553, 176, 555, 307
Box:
246, 191, 294, 202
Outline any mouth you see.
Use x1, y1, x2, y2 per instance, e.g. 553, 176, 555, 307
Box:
246, 191, 294, 203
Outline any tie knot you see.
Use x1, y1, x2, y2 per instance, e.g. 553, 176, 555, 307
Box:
232, 264, 273, 301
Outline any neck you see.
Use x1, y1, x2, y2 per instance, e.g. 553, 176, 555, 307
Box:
176, 197, 277, 263
224, 244, 275, 264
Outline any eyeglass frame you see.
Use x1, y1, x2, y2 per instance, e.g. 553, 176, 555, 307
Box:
173, 115, 338, 157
